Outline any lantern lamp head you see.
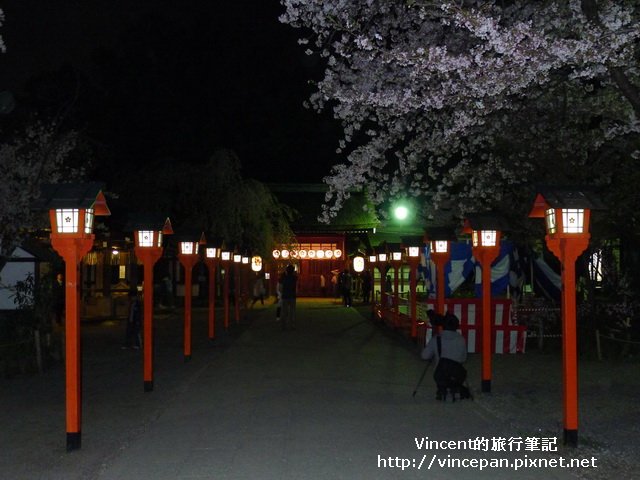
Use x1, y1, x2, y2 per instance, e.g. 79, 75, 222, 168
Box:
36, 182, 110, 236
529, 187, 604, 238
425, 226, 456, 255
130, 215, 172, 249
251, 256, 263, 272
463, 214, 507, 249
353, 256, 365, 273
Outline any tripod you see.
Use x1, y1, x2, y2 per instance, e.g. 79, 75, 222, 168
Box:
412, 361, 432, 398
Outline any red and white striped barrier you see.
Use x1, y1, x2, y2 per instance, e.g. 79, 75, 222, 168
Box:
418, 299, 527, 354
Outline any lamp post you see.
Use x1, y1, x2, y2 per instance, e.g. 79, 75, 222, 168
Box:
35, 182, 110, 451
463, 214, 507, 393
425, 227, 456, 317
401, 236, 423, 339
529, 187, 602, 447
389, 243, 403, 328
368, 253, 377, 318
204, 240, 222, 341
177, 236, 200, 362
377, 246, 389, 318
233, 252, 242, 324
132, 215, 173, 392
220, 248, 232, 330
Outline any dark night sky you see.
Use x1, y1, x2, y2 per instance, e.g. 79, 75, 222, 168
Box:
0, 0, 342, 184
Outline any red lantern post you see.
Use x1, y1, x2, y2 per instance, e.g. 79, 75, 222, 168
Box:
36, 183, 110, 451
132, 216, 173, 392
464, 214, 507, 393
389, 243, 402, 328
204, 241, 222, 341
529, 187, 603, 447
401, 236, 423, 338
425, 227, 456, 317
177, 237, 200, 361
220, 249, 232, 330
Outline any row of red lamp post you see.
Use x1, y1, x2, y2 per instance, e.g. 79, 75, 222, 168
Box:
354, 188, 600, 448
38, 182, 599, 449
37, 183, 264, 451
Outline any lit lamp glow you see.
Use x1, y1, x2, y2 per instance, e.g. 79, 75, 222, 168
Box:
529, 187, 602, 447
353, 255, 365, 273
251, 256, 263, 272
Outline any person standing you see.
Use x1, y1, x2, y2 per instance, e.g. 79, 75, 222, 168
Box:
339, 268, 353, 307
361, 269, 372, 304
123, 288, 142, 349
280, 264, 298, 330
52, 273, 65, 325
251, 274, 266, 307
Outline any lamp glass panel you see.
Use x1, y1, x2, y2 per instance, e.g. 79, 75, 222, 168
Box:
545, 208, 557, 234
433, 240, 448, 253
353, 256, 365, 272
378, 253, 387, 262
233, 254, 241, 263
138, 230, 155, 247
408, 246, 420, 257
251, 256, 262, 272
56, 208, 79, 233
562, 208, 584, 233
392, 251, 402, 261
180, 242, 194, 255
221, 251, 231, 261
369, 255, 377, 263
242, 256, 249, 264
206, 247, 218, 258
157, 232, 163, 247
84, 209, 94, 234
481, 230, 497, 247
334, 249, 342, 258
472, 231, 479, 247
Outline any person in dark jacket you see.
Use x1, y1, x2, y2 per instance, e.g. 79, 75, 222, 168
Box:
280, 264, 298, 330
123, 289, 142, 349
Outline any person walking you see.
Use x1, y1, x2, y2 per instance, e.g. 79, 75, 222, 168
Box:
280, 264, 298, 330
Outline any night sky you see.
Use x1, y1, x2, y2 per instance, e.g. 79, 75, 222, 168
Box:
0, 0, 342, 184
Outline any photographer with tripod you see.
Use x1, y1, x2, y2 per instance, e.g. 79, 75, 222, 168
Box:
420, 313, 469, 401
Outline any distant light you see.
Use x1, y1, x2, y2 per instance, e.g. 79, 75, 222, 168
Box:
394, 206, 409, 220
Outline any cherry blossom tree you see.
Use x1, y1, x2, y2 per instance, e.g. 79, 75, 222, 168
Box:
0, 123, 80, 255
280, 0, 640, 230
0, 8, 5, 53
